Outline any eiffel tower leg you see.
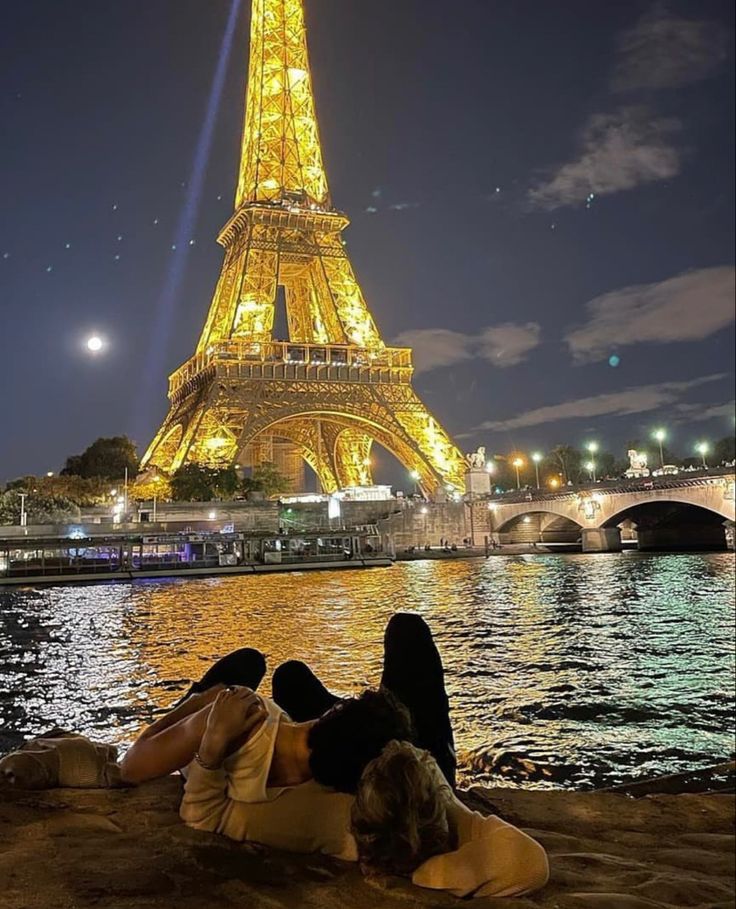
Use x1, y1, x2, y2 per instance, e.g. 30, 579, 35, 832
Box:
283, 420, 340, 493
334, 429, 374, 488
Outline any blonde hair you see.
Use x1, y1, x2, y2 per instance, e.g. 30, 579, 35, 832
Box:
350, 741, 453, 876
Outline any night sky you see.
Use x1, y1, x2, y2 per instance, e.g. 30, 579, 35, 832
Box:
1, 0, 734, 485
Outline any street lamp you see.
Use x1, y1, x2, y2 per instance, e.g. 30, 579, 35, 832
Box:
531, 452, 543, 489
18, 493, 27, 527
696, 442, 709, 469
586, 442, 598, 482
152, 476, 163, 523
585, 460, 596, 481
512, 457, 524, 490
549, 477, 560, 490
410, 469, 421, 497
653, 429, 667, 468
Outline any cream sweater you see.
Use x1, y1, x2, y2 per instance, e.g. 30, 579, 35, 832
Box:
180, 764, 549, 898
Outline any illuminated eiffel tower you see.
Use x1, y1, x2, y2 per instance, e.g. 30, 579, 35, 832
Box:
142, 0, 465, 494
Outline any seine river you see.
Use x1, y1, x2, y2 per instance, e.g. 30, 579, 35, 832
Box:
1, 552, 734, 790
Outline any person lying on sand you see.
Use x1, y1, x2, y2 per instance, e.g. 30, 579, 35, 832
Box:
122, 614, 549, 899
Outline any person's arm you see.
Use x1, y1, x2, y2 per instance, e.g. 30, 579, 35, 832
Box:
411, 796, 549, 898
120, 687, 263, 786
180, 760, 251, 838
136, 686, 224, 742
179, 689, 267, 839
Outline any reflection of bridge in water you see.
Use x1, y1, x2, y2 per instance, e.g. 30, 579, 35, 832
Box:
484, 470, 736, 552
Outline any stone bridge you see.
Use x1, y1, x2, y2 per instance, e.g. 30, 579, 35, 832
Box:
482, 471, 736, 552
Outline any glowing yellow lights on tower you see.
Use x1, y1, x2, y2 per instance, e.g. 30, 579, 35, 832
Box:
141, 0, 465, 495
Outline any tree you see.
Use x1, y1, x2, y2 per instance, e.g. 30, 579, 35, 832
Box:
0, 489, 80, 526
61, 436, 139, 480
169, 464, 242, 502
249, 461, 291, 498
595, 451, 617, 479
714, 435, 736, 465
547, 446, 582, 484
170, 464, 219, 502
216, 465, 240, 499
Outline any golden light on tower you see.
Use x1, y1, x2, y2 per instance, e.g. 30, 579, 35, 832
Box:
141, 0, 465, 495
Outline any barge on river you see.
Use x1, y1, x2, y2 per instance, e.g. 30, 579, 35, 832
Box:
0, 529, 391, 587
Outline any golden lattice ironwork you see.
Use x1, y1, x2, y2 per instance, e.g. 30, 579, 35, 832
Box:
142, 0, 465, 495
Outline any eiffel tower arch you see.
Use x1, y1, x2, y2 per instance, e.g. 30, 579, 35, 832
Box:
142, 0, 466, 495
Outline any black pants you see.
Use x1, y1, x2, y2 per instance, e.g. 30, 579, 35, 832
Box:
190, 613, 456, 787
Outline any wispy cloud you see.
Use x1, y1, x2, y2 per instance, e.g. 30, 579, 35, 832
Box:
480, 323, 542, 367
392, 329, 474, 373
476, 375, 725, 431
612, 6, 730, 92
393, 322, 542, 374
527, 6, 732, 210
528, 107, 681, 210
566, 266, 735, 362
674, 400, 736, 422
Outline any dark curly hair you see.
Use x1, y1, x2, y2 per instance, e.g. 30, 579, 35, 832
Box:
307, 688, 414, 793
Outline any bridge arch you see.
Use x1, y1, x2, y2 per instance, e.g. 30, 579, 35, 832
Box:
601, 500, 732, 551
495, 510, 583, 545
598, 493, 734, 527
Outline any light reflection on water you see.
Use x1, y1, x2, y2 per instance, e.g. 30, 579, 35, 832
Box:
1, 552, 734, 789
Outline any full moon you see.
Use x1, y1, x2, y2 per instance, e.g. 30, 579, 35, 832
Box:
86, 335, 104, 353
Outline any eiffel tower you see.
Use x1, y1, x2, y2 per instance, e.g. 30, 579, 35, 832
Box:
142, 0, 465, 495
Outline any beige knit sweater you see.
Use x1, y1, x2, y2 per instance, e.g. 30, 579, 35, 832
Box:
180, 763, 549, 899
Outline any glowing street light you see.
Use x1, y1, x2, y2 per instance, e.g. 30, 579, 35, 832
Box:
531, 452, 543, 489
152, 475, 163, 523
410, 469, 421, 497
696, 442, 709, 469
512, 457, 524, 490
585, 442, 598, 482
549, 477, 560, 490
18, 492, 27, 527
86, 335, 104, 354
653, 429, 667, 468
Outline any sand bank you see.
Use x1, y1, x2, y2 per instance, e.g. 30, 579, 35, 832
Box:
0, 778, 733, 909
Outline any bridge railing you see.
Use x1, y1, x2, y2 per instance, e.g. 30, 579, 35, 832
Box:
486, 468, 735, 505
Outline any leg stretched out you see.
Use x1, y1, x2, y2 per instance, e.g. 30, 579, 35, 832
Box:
380, 613, 456, 788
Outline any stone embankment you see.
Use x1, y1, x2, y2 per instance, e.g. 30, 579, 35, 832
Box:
1, 777, 733, 909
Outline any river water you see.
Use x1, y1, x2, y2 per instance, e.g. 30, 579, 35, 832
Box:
1, 552, 733, 790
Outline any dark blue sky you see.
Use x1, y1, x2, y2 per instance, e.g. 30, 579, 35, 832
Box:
1, 0, 734, 483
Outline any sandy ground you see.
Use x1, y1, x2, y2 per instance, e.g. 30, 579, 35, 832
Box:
0, 778, 733, 909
